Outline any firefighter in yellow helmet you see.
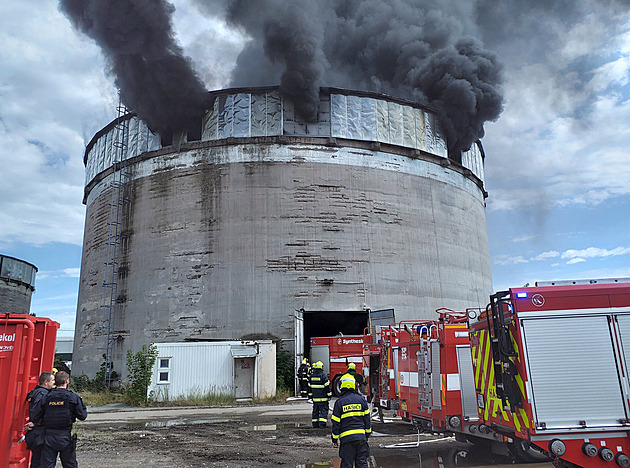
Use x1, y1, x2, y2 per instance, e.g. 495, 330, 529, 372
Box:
308, 361, 332, 428
346, 362, 364, 394
331, 373, 371, 467
297, 358, 310, 398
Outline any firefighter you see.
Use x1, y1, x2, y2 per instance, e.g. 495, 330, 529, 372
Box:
346, 363, 365, 394
32, 371, 87, 468
308, 360, 332, 428
297, 358, 310, 397
24, 372, 55, 468
331, 373, 371, 468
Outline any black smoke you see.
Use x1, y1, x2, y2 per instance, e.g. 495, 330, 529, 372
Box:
59, 0, 209, 136
209, 0, 505, 155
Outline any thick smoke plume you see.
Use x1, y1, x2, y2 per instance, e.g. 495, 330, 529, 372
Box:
209, 0, 504, 155
59, 0, 209, 136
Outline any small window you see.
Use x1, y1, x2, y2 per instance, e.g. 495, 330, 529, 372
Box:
158, 357, 171, 384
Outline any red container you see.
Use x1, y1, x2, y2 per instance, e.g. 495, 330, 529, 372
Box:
0, 314, 59, 467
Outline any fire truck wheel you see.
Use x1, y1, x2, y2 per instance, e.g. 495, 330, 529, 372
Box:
508, 440, 551, 463
332, 375, 342, 397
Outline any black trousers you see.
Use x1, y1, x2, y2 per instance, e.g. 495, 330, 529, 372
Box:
299, 380, 309, 396
311, 402, 328, 427
30, 443, 43, 468
339, 439, 369, 468
40, 430, 77, 468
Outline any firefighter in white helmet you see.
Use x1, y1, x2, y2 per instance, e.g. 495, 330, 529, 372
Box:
331, 373, 371, 467
308, 361, 332, 428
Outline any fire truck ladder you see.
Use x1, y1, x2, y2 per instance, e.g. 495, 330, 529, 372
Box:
487, 291, 522, 411
99, 98, 130, 387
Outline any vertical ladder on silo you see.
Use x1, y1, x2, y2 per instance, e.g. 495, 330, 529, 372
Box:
99, 98, 130, 387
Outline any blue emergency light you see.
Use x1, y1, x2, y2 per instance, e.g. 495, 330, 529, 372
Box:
516, 292, 528, 298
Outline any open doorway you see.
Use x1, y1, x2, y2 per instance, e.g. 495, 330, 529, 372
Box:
299, 310, 367, 365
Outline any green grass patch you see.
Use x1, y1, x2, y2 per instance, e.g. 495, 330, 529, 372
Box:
79, 390, 126, 407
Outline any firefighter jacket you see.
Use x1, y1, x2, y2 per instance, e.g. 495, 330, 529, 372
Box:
297, 363, 310, 382
308, 369, 332, 402
347, 368, 364, 387
331, 390, 371, 444
33, 388, 87, 431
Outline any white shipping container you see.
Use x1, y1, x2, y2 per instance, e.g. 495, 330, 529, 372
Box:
148, 340, 276, 401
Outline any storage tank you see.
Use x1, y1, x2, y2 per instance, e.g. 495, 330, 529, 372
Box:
0, 255, 37, 315
74, 87, 492, 377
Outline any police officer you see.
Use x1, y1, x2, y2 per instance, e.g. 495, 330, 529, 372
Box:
331, 374, 371, 468
297, 358, 310, 398
308, 361, 332, 428
346, 363, 364, 394
25, 372, 55, 468
32, 371, 87, 468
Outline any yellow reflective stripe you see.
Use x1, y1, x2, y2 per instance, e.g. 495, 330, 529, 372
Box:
340, 411, 366, 419
310, 384, 326, 388
331, 415, 340, 422
332, 433, 340, 440
365, 428, 371, 433
339, 428, 366, 438
313, 398, 329, 402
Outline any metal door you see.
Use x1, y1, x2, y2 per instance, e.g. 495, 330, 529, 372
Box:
522, 315, 626, 429
294, 309, 304, 395
456, 345, 479, 421
234, 357, 255, 400
310, 345, 330, 375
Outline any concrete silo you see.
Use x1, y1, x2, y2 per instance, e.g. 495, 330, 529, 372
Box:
74, 87, 492, 377
0, 254, 37, 315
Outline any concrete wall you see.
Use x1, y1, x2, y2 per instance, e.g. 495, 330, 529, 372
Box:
74, 136, 491, 376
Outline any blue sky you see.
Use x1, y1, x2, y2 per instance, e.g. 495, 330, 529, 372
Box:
1, 1, 629, 337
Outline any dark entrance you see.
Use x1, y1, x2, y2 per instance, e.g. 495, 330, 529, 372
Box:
302, 310, 368, 360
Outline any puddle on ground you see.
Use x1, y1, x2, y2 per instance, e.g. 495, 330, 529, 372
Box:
128, 418, 232, 428
296, 440, 553, 468
239, 422, 307, 431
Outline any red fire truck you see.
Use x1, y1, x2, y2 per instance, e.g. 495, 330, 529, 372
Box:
365, 313, 508, 448
310, 334, 365, 396
468, 281, 630, 467
0, 314, 59, 467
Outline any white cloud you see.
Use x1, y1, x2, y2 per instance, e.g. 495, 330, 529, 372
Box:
566, 258, 587, 265
37, 268, 81, 280
532, 251, 560, 261
561, 246, 630, 260
495, 255, 528, 266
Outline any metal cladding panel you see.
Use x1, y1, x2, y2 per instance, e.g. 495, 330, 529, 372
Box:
310, 345, 330, 375
613, 314, 630, 392
456, 345, 478, 421
202, 102, 218, 140
461, 143, 485, 184
431, 340, 441, 409
522, 315, 626, 429
150, 342, 237, 400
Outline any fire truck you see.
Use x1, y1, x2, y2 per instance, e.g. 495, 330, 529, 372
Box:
310, 334, 365, 396
364, 312, 508, 448
0, 314, 59, 467
468, 281, 630, 467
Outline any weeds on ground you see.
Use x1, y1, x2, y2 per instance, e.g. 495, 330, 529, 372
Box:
80, 390, 126, 407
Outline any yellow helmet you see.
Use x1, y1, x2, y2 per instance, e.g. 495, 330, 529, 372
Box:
347, 363, 356, 371
313, 361, 324, 369
302, 358, 307, 364
340, 373, 356, 391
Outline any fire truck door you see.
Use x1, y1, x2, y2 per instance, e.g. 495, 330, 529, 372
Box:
456, 345, 479, 421
611, 313, 630, 405
311, 345, 330, 376
393, 347, 399, 397
521, 314, 627, 429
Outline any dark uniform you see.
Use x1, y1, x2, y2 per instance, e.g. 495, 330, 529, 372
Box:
331, 384, 371, 468
347, 367, 364, 393
25, 385, 50, 468
33, 387, 87, 468
297, 361, 310, 397
308, 365, 332, 428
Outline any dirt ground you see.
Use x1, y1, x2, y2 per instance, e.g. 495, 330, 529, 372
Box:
63, 400, 553, 468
